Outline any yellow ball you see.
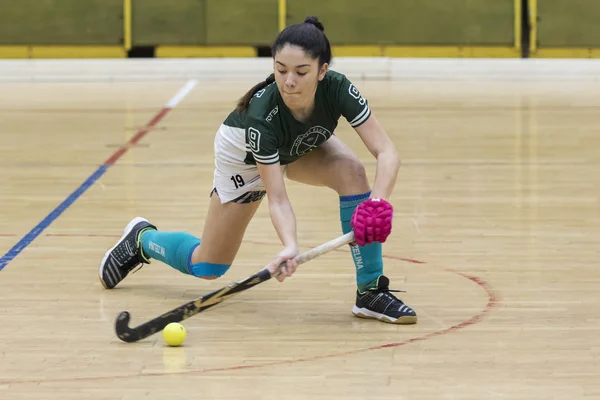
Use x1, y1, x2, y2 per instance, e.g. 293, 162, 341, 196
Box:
162, 322, 186, 347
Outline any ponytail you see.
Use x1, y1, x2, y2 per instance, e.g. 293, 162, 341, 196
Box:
235, 73, 275, 112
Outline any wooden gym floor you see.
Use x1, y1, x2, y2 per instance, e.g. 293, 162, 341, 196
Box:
0, 67, 599, 399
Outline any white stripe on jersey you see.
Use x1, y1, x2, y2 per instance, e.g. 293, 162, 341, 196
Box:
253, 152, 280, 164
244, 146, 280, 164
350, 105, 371, 127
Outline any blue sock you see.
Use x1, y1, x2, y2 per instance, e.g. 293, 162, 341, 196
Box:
140, 230, 201, 276
340, 192, 384, 292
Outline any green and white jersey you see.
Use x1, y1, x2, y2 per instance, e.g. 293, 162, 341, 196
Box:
221, 70, 371, 166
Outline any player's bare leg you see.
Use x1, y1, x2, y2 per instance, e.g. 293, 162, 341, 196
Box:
190, 191, 263, 277
99, 190, 261, 288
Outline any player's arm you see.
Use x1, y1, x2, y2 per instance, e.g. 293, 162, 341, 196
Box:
246, 116, 298, 279
256, 161, 298, 252
336, 74, 400, 200
353, 114, 400, 200
248, 124, 297, 250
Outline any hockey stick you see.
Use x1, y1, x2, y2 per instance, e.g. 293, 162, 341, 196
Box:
115, 231, 355, 343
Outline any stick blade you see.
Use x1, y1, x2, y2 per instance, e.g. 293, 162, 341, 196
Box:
114, 310, 179, 343
115, 311, 139, 343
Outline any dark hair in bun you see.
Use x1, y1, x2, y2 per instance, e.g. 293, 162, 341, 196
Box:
272, 15, 331, 67
303, 15, 324, 32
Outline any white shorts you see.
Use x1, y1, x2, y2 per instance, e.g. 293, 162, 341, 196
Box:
212, 124, 285, 203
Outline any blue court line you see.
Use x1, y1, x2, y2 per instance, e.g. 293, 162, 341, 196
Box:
0, 165, 109, 271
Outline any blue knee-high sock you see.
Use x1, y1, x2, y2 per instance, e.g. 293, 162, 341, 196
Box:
340, 192, 384, 292
140, 230, 201, 276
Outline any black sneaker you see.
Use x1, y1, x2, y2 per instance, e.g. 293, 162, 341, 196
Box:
352, 275, 417, 324
99, 217, 156, 289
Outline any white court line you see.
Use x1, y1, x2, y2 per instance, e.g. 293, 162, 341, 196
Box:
166, 79, 198, 108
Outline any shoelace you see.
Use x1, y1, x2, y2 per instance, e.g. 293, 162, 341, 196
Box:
371, 289, 407, 309
366, 291, 403, 311
379, 291, 403, 304
376, 288, 406, 294
131, 264, 145, 275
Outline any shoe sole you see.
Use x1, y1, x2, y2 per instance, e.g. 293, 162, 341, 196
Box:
98, 217, 149, 289
352, 305, 417, 325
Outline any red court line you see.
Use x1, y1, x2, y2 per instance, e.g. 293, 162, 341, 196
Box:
103, 108, 171, 166
101, 78, 197, 166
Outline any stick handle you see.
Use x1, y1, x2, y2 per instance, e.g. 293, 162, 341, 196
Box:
273, 231, 355, 276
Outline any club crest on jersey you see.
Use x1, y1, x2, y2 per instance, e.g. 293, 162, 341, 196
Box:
291, 126, 332, 156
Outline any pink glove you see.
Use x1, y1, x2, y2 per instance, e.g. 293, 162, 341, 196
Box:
351, 198, 394, 246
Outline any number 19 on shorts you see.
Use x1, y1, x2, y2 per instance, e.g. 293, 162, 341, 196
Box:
230, 174, 245, 189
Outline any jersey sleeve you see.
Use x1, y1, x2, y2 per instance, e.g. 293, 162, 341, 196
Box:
245, 117, 280, 165
337, 75, 372, 128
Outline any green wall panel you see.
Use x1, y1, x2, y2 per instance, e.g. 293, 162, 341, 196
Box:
205, 0, 278, 45
132, 0, 206, 46
0, 0, 123, 45
0, 0, 520, 47
287, 0, 514, 46
537, 0, 600, 47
